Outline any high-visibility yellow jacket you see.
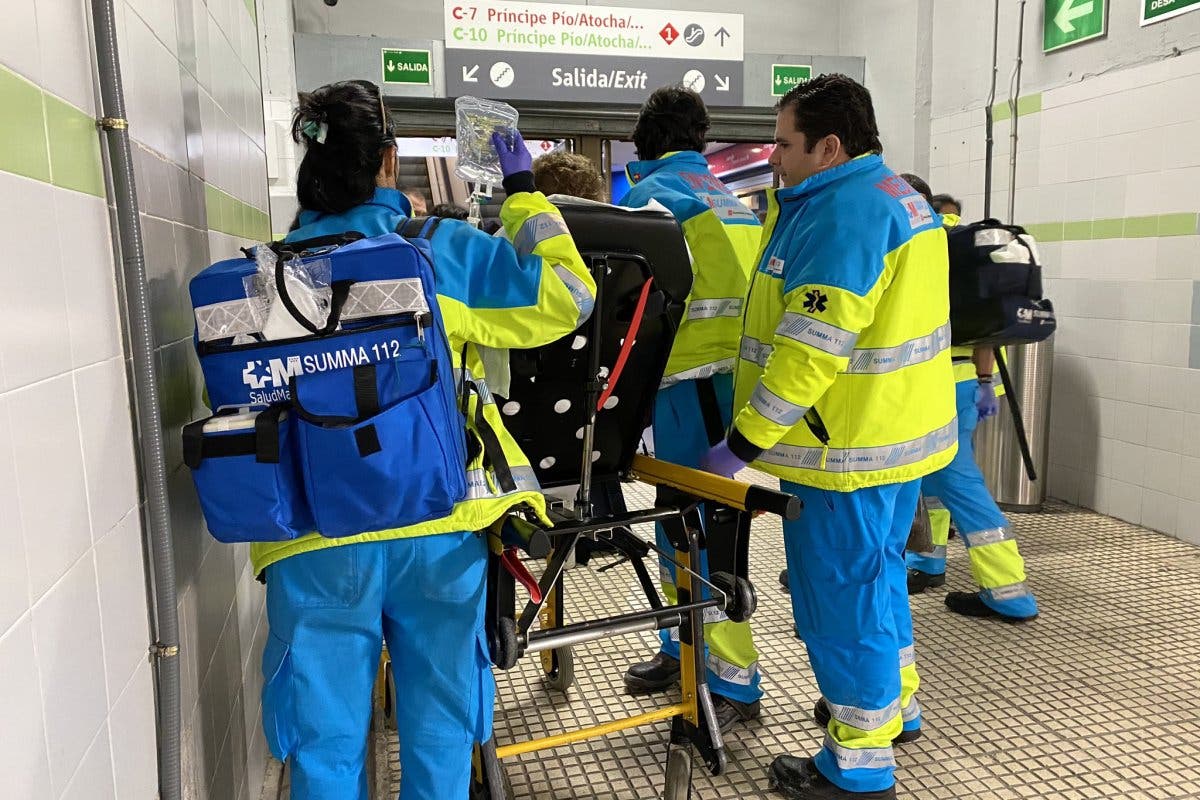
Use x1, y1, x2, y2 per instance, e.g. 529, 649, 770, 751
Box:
727, 155, 958, 491
250, 187, 595, 574
622, 152, 760, 386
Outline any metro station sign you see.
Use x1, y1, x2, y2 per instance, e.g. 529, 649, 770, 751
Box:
444, 1, 745, 104
1141, 0, 1200, 25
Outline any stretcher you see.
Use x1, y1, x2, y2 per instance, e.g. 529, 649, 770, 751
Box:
375, 198, 800, 799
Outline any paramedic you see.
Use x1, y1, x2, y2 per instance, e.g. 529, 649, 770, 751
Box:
701, 75, 956, 799
619, 85, 764, 733
256, 80, 595, 800
930, 193, 961, 216
904, 182, 1040, 622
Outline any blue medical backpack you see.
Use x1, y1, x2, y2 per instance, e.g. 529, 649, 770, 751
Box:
183, 226, 468, 543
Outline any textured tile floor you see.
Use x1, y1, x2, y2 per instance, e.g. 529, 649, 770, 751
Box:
369, 474, 1200, 799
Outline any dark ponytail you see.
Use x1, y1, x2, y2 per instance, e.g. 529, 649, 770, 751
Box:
292, 80, 395, 215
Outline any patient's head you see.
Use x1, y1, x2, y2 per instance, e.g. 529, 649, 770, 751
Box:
532, 152, 606, 201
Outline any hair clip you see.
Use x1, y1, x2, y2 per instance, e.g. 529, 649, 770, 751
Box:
300, 119, 329, 144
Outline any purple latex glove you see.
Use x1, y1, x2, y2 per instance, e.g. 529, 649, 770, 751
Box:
700, 440, 748, 479
976, 379, 1000, 420
491, 129, 532, 178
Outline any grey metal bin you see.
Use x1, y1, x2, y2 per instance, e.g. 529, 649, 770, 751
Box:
976, 338, 1055, 512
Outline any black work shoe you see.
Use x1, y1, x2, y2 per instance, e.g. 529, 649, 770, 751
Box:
945, 591, 1038, 623
907, 569, 946, 595
713, 695, 761, 733
623, 652, 680, 694
768, 756, 896, 799
780, 568, 791, 592
813, 698, 922, 745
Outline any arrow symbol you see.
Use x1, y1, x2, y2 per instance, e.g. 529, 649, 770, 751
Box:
1053, 0, 1093, 33
715, 74, 730, 92
386, 60, 395, 73
716, 26, 731, 46
775, 75, 783, 86
462, 64, 479, 82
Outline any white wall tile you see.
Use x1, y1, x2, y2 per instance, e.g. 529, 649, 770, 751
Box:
1148, 366, 1193, 410
1143, 448, 1183, 496
1178, 499, 1200, 546
1162, 122, 1200, 170
56, 191, 124, 369
1108, 478, 1143, 524
1091, 176, 1128, 220
1155, 236, 1200, 281
1147, 408, 1187, 453
1111, 361, 1151, 405
0, 618, 53, 799
1185, 413, 1200, 458
1151, 323, 1191, 367
74, 359, 140, 540
1065, 142, 1098, 185
0, 397, 30, 636
34, 0, 96, 113
95, 512, 151, 704
109, 660, 159, 800
60, 726, 117, 800
1113, 401, 1149, 445
1181, 456, 1200, 503
0, 0, 42, 82
9, 375, 92, 600
1111, 440, 1147, 487
127, 0, 179, 57
1142, 488, 1180, 535
0, 175, 73, 391
31, 553, 108, 796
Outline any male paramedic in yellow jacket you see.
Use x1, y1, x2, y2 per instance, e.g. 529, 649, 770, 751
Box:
618, 85, 764, 733
701, 75, 956, 799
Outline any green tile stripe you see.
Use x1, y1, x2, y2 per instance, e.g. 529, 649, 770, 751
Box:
205, 184, 271, 240
1025, 213, 1199, 243
243, 0, 257, 24
0, 65, 103, 196
991, 93, 1043, 122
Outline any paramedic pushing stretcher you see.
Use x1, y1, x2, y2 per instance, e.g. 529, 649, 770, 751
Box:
619, 86, 764, 732
700, 75, 957, 799
254, 80, 595, 800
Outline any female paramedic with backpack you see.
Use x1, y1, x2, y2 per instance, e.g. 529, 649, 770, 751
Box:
255, 80, 595, 800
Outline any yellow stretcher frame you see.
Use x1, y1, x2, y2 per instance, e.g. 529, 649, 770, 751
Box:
466, 457, 800, 799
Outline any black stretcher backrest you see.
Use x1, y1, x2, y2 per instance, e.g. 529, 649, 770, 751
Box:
496, 198, 693, 489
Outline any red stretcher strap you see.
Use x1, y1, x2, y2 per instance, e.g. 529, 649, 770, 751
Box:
500, 548, 542, 604
596, 278, 654, 412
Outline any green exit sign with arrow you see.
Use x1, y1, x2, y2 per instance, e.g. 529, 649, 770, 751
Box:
381, 48, 431, 85
772, 64, 812, 97
1043, 0, 1107, 53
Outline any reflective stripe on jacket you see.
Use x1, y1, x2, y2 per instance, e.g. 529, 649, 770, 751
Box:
622, 152, 760, 386
729, 155, 958, 491
251, 187, 595, 574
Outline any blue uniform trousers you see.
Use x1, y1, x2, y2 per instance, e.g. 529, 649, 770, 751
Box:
261, 532, 492, 799
653, 373, 763, 704
910, 381, 1040, 618
781, 480, 921, 794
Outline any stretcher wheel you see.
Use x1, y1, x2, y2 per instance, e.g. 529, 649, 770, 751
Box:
493, 617, 520, 670
711, 571, 757, 623
382, 661, 397, 730
542, 645, 574, 692
662, 744, 693, 800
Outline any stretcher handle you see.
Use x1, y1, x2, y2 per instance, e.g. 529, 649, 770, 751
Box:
627, 455, 802, 521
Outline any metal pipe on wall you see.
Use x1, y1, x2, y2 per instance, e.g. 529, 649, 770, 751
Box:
89, 0, 182, 797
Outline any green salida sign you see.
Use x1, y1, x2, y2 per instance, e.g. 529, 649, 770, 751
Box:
381, 49, 432, 85
1043, 0, 1106, 52
772, 64, 812, 97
